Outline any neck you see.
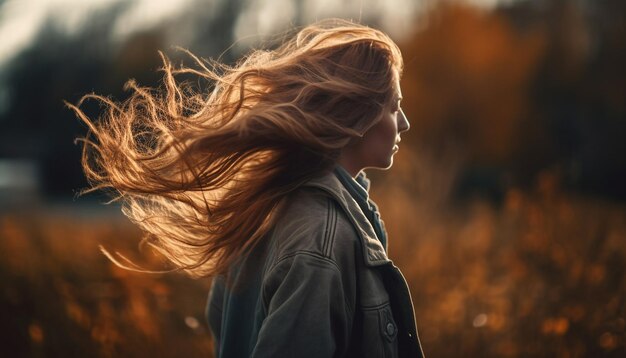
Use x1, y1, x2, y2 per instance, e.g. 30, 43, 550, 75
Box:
337, 158, 362, 178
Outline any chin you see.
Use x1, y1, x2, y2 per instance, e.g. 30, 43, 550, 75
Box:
367, 157, 394, 171
382, 154, 395, 169
383, 159, 394, 170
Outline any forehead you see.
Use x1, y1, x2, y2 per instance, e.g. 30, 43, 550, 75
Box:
390, 69, 402, 98
392, 76, 402, 100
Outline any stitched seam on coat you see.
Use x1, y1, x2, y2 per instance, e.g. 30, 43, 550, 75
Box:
261, 251, 340, 310
322, 199, 331, 257
270, 250, 341, 273
360, 301, 392, 311
324, 199, 337, 258
262, 251, 355, 322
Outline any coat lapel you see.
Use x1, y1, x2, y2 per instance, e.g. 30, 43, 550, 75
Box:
304, 173, 391, 267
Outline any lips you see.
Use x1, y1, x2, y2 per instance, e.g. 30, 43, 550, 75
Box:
393, 138, 401, 152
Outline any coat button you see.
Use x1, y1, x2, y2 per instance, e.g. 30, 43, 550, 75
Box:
386, 322, 395, 336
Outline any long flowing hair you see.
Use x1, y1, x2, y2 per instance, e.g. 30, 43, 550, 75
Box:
68, 19, 403, 277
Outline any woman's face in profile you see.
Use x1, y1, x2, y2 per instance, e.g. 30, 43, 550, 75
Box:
341, 76, 409, 173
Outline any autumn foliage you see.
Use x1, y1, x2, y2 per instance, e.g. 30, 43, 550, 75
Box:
1, 1, 625, 357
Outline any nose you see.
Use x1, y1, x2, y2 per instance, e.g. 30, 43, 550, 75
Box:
398, 108, 410, 133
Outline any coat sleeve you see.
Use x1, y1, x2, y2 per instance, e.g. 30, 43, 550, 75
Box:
251, 252, 354, 358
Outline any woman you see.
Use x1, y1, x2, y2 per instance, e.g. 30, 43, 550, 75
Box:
70, 19, 424, 358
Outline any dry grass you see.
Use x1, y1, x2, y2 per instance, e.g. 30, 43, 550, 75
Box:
1, 176, 625, 357
0, 205, 214, 357
374, 169, 626, 357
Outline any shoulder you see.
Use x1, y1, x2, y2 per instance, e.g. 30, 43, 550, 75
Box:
268, 186, 361, 270
261, 186, 360, 316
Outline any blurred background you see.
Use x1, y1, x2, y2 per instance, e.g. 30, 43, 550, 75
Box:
0, 0, 624, 356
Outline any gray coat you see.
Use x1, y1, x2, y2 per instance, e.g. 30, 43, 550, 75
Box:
207, 171, 425, 357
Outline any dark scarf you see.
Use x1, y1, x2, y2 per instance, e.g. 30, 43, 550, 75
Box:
333, 165, 388, 251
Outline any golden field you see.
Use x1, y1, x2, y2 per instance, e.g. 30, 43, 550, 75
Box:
1, 172, 624, 357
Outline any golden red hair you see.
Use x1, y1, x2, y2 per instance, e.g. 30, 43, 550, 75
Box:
68, 18, 403, 277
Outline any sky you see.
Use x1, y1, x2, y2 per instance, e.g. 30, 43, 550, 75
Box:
0, 0, 196, 69
0, 0, 517, 70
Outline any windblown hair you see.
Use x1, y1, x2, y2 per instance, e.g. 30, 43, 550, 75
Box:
69, 19, 403, 277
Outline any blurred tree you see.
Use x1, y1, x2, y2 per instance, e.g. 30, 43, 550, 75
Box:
0, 2, 135, 198
399, 2, 545, 202
397, 0, 626, 203
0, 0, 624, 202
0, 0, 244, 199
517, 0, 626, 200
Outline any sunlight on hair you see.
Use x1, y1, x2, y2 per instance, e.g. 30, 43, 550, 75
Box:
69, 19, 404, 277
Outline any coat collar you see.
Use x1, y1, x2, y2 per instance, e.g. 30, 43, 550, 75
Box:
303, 171, 391, 267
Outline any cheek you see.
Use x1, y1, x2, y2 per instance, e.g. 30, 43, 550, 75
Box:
361, 117, 397, 155
372, 117, 397, 147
